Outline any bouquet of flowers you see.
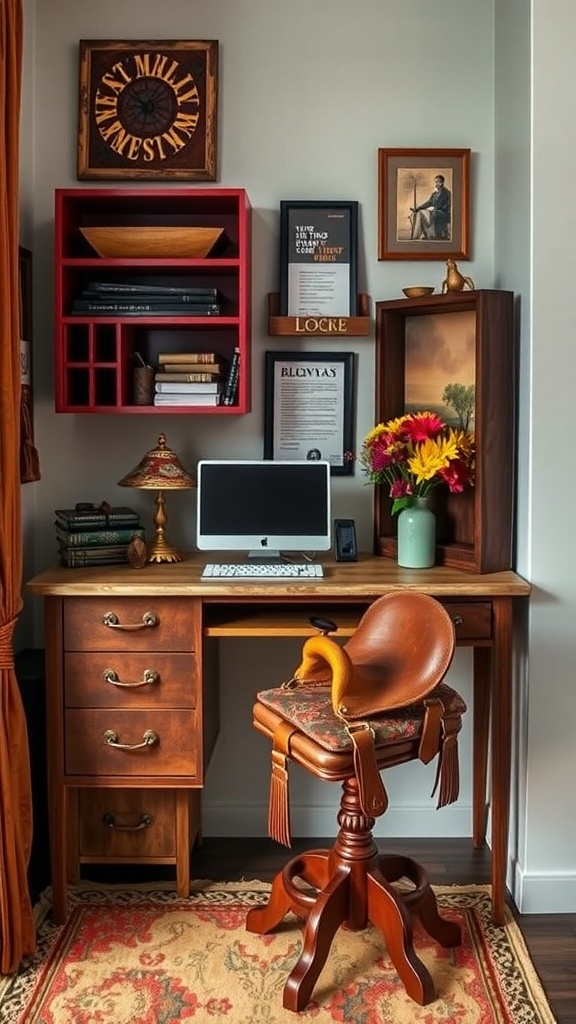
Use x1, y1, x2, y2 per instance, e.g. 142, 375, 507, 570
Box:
359, 411, 474, 515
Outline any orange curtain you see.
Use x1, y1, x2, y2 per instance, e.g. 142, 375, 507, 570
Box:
0, 0, 36, 972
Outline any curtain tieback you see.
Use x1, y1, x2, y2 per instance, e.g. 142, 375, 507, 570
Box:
0, 617, 17, 670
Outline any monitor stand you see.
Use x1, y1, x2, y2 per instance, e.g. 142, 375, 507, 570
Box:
247, 550, 282, 562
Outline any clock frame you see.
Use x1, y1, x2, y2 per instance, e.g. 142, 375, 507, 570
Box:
78, 40, 218, 181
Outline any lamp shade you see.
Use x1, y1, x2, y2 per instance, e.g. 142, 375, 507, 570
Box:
118, 433, 195, 490
118, 434, 195, 564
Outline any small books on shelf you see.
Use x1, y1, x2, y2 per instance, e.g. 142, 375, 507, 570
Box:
87, 282, 219, 298
70, 286, 221, 317
158, 352, 218, 365
155, 381, 222, 394
153, 350, 237, 405
158, 363, 222, 375
153, 393, 221, 407
157, 372, 220, 383
221, 347, 241, 405
156, 353, 223, 376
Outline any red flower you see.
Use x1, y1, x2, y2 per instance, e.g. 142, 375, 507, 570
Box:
401, 412, 445, 442
439, 458, 473, 493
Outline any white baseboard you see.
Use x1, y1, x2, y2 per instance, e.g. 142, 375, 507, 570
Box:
513, 861, 576, 913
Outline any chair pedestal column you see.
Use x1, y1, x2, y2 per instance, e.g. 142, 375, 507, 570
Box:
246, 777, 461, 1012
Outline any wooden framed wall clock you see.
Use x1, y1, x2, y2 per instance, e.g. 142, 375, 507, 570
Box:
78, 40, 218, 180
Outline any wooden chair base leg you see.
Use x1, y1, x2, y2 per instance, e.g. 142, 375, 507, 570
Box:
246, 778, 461, 1013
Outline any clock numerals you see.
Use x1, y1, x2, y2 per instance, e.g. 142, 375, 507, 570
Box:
95, 53, 201, 164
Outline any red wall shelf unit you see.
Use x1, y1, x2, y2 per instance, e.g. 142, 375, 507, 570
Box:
54, 187, 251, 414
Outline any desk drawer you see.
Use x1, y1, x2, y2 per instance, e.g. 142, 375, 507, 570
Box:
76, 788, 201, 862
64, 652, 198, 709
443, 601, 492, 640
64, 597, 196, 653
78, 788, 178, 859
65, 709, 198, 777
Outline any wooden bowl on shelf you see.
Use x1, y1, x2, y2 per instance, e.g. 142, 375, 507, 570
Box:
402, 286, 435, 299
80, 226, 225, 259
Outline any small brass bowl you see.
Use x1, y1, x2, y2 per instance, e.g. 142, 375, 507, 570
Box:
402, 286, 435, 299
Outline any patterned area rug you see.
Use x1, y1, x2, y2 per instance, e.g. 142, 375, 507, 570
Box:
0, 881, 556, 1023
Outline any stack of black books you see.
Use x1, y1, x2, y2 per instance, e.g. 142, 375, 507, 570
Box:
69, 281, 221, 316
55, 503, 146, 567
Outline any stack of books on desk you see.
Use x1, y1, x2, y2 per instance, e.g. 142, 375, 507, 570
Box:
69, 281, 221, 317
154, 351, 227, 407
55, 504, 146, 567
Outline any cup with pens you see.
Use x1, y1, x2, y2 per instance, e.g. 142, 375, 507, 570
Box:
133, 352, 155, 405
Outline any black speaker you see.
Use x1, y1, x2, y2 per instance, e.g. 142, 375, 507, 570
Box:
334, 518, 357, 561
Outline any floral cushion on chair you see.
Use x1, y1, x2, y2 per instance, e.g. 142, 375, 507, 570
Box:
255, 681, 466, 754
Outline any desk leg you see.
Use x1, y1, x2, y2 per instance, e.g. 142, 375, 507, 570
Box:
490, 597, 513, 925
175, 790, 191, 897
472, 647, 491, 846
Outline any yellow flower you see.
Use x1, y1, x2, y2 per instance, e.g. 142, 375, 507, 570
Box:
407, 436, 457, 483
363, 422, 387, 445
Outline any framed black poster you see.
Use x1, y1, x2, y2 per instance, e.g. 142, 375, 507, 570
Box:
264, 351, 355, 475
279, 201, 358, 316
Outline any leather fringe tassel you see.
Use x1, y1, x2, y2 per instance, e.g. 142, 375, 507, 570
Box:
268, 749, 292, 847
431, 726, 460, 809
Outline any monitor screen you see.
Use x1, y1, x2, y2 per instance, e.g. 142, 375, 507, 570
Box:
196, 459, 331, 558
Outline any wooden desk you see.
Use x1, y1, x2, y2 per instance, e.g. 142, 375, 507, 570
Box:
27, 554, 530, 925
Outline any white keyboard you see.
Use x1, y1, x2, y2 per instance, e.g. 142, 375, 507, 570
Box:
201, 562, 324, 580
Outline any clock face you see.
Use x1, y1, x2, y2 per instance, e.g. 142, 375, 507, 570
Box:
78, 41, 218, 181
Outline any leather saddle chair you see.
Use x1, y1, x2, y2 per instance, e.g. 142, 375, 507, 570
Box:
246, 591, 467, 1012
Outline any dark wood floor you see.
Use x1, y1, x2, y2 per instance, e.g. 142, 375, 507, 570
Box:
83, 837, 576, 1024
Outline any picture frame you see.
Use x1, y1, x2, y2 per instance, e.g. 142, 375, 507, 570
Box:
19, 247, 41, 483
264, 351, 355, 476
377, 148, 470, 260
77, 40, 218, 181
279, 201, 358, 316
373, 290, 515, 573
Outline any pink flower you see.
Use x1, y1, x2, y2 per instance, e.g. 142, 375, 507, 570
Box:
390, 478, 413, 499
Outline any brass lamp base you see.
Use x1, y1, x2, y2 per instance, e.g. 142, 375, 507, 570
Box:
147, 489, 184, 564
147, 541, 183, 564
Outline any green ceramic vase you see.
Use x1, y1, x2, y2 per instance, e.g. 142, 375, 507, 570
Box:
397, 497, 436, 568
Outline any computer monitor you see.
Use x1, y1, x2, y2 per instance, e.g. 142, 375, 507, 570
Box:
196, 459, 331, 559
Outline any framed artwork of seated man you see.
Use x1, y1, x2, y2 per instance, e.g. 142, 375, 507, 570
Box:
378, 148, 470, 261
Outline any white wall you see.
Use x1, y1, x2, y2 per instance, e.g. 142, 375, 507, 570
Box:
517, 0, 576, 913
23, 0, 576, 912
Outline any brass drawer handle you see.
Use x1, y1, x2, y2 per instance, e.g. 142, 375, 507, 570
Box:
452, 615, 464, 627
102, 812, 154, 832
103, 668, 158, 688
102, 611, 158, 630
104, 728, 159, 750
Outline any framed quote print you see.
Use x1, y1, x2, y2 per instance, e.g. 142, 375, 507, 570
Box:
78, 39, 218, 180
378, 148, 470, 260
264, 351, 355, 475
